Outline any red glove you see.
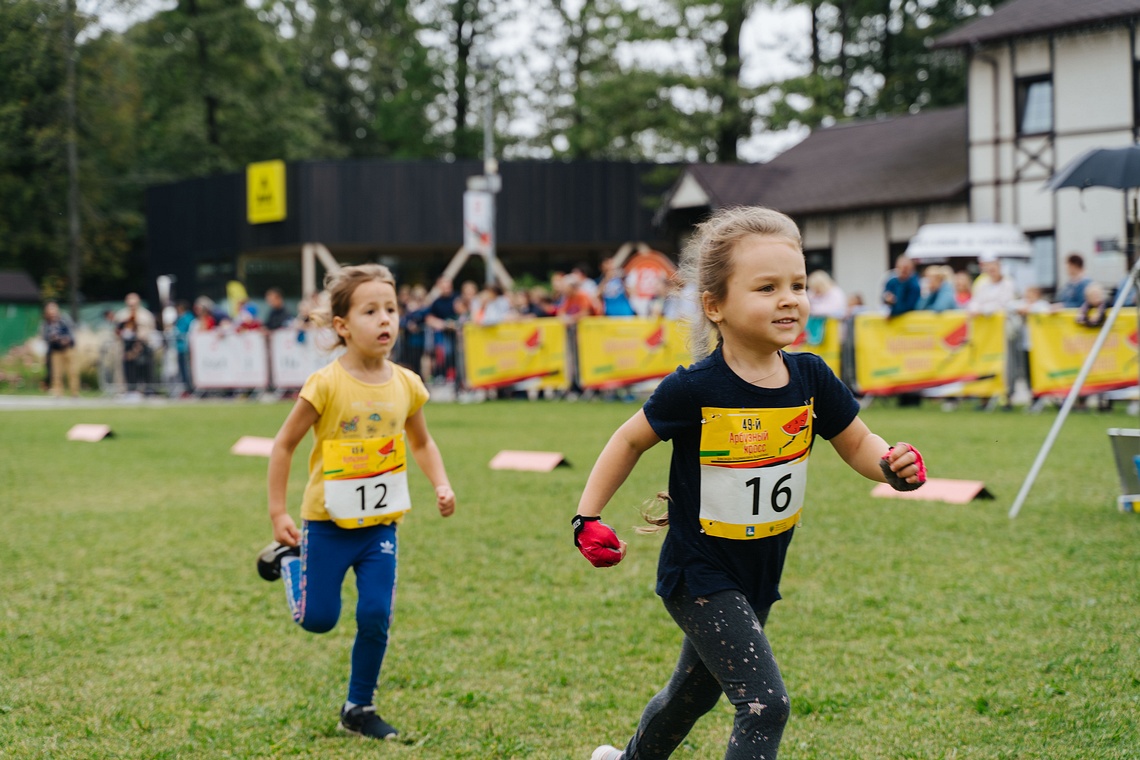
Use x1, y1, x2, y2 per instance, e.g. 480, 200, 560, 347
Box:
879, 444, 927, 491
572, 515, 624, 567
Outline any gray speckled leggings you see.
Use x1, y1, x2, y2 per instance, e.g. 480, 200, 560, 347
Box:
621, 585, 789, 760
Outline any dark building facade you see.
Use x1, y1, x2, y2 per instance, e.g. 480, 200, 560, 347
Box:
145, 159, 678, 305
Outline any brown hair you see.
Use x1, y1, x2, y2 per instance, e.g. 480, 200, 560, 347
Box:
310, 264, 398, 347
679, 206, 803, 359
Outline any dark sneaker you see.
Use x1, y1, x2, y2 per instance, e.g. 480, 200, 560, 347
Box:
338, 704, 399, 740
256, 541, 300, 581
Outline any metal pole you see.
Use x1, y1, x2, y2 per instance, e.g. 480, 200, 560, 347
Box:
482, 60, 497, 287
64, 0, 81, 322
1009, 256, 1140, 518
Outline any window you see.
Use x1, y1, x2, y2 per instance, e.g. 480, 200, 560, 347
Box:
1028, 232, 1056, 290
1134, 60, 1140, 130
888, 241, 910, 269
804, 248, 833, 276
1016, 76, 1053, 135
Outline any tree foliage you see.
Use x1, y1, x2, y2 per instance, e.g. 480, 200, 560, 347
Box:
767, 0, 994, 131
0, 0, 68, 290
0, 0, 994, 297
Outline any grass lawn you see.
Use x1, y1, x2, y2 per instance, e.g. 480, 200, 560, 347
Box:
1, 398, 1139, 759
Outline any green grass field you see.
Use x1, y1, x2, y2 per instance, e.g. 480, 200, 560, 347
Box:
2, 399, 1139, 759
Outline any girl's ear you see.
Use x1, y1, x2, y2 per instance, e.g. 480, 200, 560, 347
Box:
702, 291, 722, 324
332, 315, 350, 339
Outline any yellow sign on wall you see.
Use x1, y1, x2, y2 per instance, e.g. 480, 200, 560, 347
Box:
247, 160, 287, 224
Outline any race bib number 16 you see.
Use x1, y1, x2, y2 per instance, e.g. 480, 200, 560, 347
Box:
323, 435, 411, 528
698, 404, 813, 539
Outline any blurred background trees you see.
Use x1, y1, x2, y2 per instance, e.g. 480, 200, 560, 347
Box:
0, 0, 992, 300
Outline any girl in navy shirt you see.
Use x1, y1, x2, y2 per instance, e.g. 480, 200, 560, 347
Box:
574, 206, 927, 760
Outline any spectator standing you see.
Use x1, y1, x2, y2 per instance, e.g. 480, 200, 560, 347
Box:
237, 303, 263, 332
173, 300, 194, 393
192, 296, 218, 332
1055, 253, 1092, 308
96, 308, 124, 390
425, 277, 460, 383
264, 288, 293, 330
807, 270, 847, 319
115, 293, 157, 392
916, 265, 957, 312
598, 257, 636, 317
953, 271, 973, 308
571, 264, 599, 299
556, 274, 603, 322
969, 255, 1018, 315
528, 286, 556, 317
472, 283, 515, 326
882, 255, 921, 317
1076, 282, 1109, 328
1012, 285, 1052, 377
624, 252, 672, 317
41, 301, 79, 397
115, 292, 157, 337
457, 280, 480, 322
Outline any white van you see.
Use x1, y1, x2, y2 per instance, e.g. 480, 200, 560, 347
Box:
905, 223, 1035, 293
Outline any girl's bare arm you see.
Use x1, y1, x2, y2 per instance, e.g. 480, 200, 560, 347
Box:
267, 398, 319, 544
576, 409, 661, 517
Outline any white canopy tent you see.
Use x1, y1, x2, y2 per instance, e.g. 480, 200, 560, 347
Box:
905, 223, 1035, 292
904, 223, 1033, 261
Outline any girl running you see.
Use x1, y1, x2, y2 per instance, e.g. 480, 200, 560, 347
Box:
259, 263, 456, 741
573, 206, 926, 760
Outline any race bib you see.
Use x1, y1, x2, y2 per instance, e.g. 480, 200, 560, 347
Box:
323, 435, 411, 528
698, 403, 814, 539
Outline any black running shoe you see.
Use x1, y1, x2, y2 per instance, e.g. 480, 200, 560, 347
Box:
256, 541, 300, 581
338, 704, 399, 740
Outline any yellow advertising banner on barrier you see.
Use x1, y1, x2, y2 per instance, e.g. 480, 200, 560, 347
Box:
854, 311, 1006, 396
462, 319, 569, 390
576, 316, 692, 389
785, 316, 841, 377
1026, 309, 1138, 396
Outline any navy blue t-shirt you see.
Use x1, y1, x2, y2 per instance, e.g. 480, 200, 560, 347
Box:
642, 347, 860, 610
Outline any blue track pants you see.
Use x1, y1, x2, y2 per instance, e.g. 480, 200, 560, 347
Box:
281, 520, 398, 706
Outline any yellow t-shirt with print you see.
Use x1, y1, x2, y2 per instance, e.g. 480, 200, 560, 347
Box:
299, 360, 429, 523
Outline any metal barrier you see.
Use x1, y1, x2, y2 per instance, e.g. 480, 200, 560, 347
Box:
85, 311, 1138, 403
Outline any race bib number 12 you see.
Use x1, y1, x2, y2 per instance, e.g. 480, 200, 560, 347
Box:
323, 435, 411, 528
698, 404, 813, 539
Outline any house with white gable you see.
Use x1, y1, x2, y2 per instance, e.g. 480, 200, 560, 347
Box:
933, 0, 1140, 289
657, 0, 1140, 302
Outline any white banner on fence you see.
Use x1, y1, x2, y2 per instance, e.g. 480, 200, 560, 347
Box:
270, 328, 340, 389
190, 330, 270, 389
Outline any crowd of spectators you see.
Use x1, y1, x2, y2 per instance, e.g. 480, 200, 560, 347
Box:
35, 248, 1116, 398
874, 252, 1103, 324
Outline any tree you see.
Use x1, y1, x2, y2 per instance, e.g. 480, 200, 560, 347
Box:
416, 0, 519, 160
127, 0, 331, 177
268, 0, 444, 159
0, 0, 70, 293
524, 0, 766, 162
767, 0, 993, 131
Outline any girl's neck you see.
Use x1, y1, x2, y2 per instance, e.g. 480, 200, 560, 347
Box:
338, 349, 393, 383
721, 343, 787, 387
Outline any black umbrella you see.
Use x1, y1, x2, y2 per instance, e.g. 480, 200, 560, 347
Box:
1046, 143, 1140, 191
1046, 144, 1140, 264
